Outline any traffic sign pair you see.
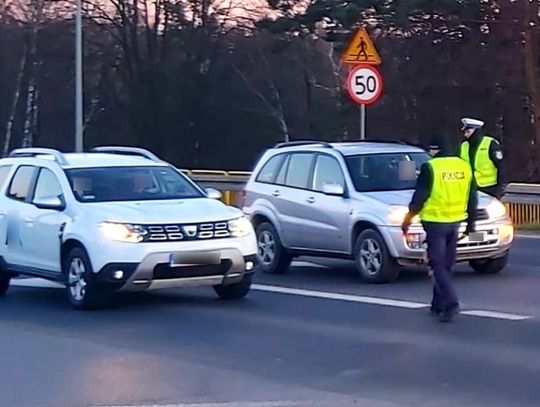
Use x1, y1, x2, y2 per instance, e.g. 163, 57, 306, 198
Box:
341, 28, 383, 106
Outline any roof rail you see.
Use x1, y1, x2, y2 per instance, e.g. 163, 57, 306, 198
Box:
345, 139, 408, 145
274, 140, 333, 149
9, 148, 69, 166
91, 146, 162, 163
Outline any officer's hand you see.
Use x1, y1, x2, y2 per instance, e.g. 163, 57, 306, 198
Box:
401, 221, 410, 235
401, 213, 413, 234
465, 222, 475, 236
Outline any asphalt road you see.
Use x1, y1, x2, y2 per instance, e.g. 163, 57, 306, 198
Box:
1, 235, 540, 407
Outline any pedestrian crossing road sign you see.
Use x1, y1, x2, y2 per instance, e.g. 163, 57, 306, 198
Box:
341, 27, 381, 65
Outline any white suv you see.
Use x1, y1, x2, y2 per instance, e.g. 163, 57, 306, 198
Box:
0, 147, 257, 309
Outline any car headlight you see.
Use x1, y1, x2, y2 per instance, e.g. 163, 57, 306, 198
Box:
228, 216, 253, 237
99, 222, 147, 243
388, 206, 419, 225
485, 200, 507, 219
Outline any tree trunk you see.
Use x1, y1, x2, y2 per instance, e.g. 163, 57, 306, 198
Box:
22, 78, 36, 148
3, 50, 27, 157
523, 1, 540, 179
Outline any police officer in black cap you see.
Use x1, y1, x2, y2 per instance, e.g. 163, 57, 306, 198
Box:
402, 135, 478, 322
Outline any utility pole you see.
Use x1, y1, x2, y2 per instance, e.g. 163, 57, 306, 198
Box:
75, 0, 84, 152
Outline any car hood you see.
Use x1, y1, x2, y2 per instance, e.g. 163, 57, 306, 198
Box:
85, 198, 242, 224
362, 190, 493, 208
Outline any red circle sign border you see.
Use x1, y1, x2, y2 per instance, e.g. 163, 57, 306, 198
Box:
346, 64, 384, 106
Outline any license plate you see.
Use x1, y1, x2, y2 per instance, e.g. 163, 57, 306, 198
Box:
468, 232, 486, 242
169, 252, 221, 267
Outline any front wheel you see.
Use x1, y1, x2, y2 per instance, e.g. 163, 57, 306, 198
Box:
65, 247, 109, 310
256, 222, 292, 274
470, 252, 509, 274
214, 274, 252, 300
0, 272, 11, 296
354, 229, 400, 283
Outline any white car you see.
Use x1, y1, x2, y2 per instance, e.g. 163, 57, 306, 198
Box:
0, 147, 257, 309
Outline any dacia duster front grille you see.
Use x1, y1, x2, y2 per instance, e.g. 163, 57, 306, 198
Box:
142, 221, 231, 242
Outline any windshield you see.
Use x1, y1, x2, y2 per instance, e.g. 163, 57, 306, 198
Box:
66, 166, 203, 202
345, 152, 430, 192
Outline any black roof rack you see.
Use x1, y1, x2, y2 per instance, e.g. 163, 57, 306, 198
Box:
342, 139, 409, 145
274, 140, 334, 149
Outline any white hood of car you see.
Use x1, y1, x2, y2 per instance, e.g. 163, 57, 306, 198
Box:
86, 198, 242, 224
362, 190, 494, 208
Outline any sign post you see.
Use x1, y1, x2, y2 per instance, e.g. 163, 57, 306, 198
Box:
341, 27, 382, 140
360, 105, 366, 140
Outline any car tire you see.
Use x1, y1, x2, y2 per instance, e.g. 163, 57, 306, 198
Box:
0, 272, 10, 296
470, 252, 509, 274
64, 247, 109, 310
214, 274, 253, 300
354, 229, 400, 283
256, 222, 292, 274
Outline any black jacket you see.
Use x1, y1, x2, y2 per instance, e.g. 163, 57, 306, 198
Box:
408, 151, 478, 230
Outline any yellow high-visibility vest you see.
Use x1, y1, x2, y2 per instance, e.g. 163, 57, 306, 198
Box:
420, 157, 473, 223
459, 136, 498, 188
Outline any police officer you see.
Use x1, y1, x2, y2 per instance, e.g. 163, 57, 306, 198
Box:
459, 118, 505, 199
402, 135, 477, 323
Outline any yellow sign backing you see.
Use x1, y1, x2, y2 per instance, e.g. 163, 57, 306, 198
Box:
341, 28, 381, 65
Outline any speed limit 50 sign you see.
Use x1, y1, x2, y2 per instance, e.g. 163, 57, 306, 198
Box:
346, 65, 383, 105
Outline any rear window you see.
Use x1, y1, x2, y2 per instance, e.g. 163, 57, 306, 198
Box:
256, 155, 285, 184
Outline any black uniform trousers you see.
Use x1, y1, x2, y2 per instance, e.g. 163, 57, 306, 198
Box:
422, 221, 460, 313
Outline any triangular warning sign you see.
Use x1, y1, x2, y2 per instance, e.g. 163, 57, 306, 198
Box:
341, 28, 381, 65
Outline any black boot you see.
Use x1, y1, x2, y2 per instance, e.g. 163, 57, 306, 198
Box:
439, 306, 460, 323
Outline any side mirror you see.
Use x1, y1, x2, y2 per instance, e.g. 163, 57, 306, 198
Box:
205, 188, 223, 200
322, 183, 345, 197
34, 195, 65, 211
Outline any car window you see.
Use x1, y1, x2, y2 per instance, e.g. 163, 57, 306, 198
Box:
345, 152, 430, 192
7, 166, 36, 201
312, 155, 345, 192
285, 153, 314, 189
33, 168, 63, 201
0, 165, 13, 190
275, 155, 290, 185
66, 166, 203, 203
256, 155, 284, 184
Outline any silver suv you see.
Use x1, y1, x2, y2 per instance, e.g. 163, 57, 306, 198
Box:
243, 141, 514, 283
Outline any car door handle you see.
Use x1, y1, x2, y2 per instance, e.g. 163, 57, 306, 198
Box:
23, 218, 34, 225
272, 190, 281, 197
306, 197, 315, 204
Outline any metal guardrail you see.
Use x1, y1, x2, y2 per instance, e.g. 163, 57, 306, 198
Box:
184, 169, 540, 228
501, 183, 540, 227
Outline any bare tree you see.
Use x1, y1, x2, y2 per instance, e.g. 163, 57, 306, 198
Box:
2, 50, 26, 156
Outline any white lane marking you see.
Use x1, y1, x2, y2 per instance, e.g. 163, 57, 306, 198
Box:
11, 279, 534, 321
253, 284, 534, 320
10, 278, 63, 289
96, 401, 316, 407
516, 233, 540, 240
252, 284, 429, 309
291, 261, 329, 269
460, 310, 532, 321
